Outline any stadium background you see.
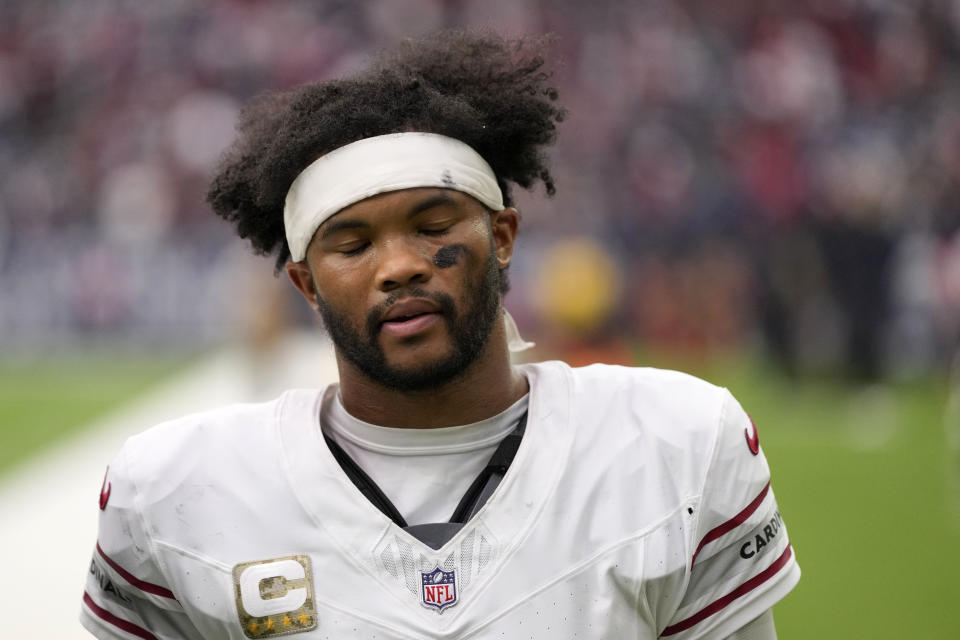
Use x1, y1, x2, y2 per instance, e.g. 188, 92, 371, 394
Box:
0, 0, 957, 637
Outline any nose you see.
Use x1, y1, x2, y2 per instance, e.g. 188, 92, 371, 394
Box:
375, 238, 433, 292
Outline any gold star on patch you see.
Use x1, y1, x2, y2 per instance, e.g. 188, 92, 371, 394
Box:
248, 621, 259, 633
282, 615, 292, 628
298, 614, 310, 625
264, 618, 275, 630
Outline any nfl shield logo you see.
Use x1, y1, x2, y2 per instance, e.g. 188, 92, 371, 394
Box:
420, 567, 457, 613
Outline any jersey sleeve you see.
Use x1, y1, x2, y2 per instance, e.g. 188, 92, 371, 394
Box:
659, 390, 800, 639
80, 444, 204, 640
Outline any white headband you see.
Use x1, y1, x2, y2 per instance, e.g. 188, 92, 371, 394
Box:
283, 132, 504, 262
283, 131, 533, 353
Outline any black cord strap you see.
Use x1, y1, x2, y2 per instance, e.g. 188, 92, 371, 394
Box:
324, 410, 528, 549
449, 411, 527, 523
324, 434, 408, 528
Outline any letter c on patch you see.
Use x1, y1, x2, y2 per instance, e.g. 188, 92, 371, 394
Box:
239, 559, 307, 617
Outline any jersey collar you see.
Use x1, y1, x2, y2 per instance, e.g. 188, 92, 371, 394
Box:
275, 361, 575, 620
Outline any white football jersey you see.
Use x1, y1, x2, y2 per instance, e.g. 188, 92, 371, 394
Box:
80, 361, 800, 640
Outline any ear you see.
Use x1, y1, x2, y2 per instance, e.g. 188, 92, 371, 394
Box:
285, 260, 319, 310
490, 207, 519, 269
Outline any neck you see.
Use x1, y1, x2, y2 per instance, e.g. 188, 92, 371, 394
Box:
334, 322, 528, 428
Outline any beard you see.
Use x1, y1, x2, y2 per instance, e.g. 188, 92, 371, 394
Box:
314, 248, 503, 392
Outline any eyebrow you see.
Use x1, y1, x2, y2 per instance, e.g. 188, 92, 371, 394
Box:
319, 218, 367, 240
406, 192, 456, 219
318, 192, 457, 240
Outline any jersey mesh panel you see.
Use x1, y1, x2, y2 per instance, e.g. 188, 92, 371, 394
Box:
478, 535, 492, 570
397, 538, 419, 594
376, 530, 497, 596
459, 530, 475, 584
441, 552, 455, 573
381, 546, 398, 578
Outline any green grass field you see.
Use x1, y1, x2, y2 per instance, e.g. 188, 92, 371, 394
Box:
0, 353, 191, 478
1, 351, 956, 637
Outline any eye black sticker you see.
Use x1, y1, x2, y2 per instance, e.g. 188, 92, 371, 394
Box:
433, 244, 467, 269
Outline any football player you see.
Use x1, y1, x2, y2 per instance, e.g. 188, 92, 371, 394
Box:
81, 31, 799, 639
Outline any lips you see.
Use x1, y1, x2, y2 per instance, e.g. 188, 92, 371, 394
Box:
381, 299, 441, 324
379, 298, 443, 338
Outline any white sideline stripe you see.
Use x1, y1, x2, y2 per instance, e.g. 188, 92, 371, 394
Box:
0, 333, 338, 639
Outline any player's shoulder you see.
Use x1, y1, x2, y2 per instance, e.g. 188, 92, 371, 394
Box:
115, 388, 323, 491
529, 358, 721, 389
582, 362, 723, 397
545, 360, 730, 429
526, 360, 735, 465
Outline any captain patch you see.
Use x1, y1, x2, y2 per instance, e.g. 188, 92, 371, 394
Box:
233, 555, 317, 637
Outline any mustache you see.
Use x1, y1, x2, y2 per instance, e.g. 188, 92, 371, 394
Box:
365, 288, 457, 336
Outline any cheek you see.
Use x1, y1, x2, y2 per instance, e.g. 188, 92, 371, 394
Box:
455, 220, 494, 262
450, 243, 495, 300
468, 214, 489, 237
311, 261, 367, 306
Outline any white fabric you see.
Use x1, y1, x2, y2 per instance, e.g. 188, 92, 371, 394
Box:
503, 308, 535, 352
283, 132, 504, 262
80, 362, 800, 639
323, 390, 529, 525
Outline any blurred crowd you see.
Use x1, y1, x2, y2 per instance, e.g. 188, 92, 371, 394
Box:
1, 0, 959, 380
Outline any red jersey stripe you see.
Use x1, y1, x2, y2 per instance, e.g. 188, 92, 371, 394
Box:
97, 542, 177, 600
690, 482, 770, 568
83, 591, 159, 640
661, 543, 793, 637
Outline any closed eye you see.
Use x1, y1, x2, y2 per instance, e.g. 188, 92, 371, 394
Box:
340, 243, 369, 256
420, 227, 451, 237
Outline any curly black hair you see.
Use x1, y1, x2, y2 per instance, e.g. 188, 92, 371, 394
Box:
207, 30, 565, 272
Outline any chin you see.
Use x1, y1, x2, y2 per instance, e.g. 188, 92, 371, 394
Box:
372, 360, 470, 393
383, 344, 456, 374
369, 341, 479, 392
